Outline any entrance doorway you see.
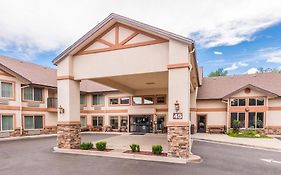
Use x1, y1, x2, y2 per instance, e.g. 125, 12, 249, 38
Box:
197, 115, 207, 133
129, 115, 152, 133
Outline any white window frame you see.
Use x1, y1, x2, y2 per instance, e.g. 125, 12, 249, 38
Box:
80, 116, 87, 128
230, 98, 246, 106
23, 87, 43, 102
24, 115, 44, 130
92, 116, 104, 127
247, 112, 265, 129
92, 94, 104, 106
230, 112, 246, 129
0, 114, 14, 131
0, 81, 14, 99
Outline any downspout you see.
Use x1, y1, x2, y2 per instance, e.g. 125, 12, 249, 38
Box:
20, 85, 30, 135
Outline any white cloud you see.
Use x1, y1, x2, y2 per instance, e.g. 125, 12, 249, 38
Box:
224, 62, 248, 71
0, 0, 281, 59
214, 51, 223, 55
246, 67, 259, 74
260, 48, 281, 63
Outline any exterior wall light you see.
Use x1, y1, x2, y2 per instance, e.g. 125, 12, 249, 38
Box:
59, 105, 65, 114
174, 101, 180, 112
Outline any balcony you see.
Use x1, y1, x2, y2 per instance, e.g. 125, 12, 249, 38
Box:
47, 97, 57, 110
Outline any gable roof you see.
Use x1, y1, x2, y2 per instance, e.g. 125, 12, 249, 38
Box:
52, 13, 194, 65
0, 55, 116, 92
197, 73, 281, 99
222, 84, 278, 99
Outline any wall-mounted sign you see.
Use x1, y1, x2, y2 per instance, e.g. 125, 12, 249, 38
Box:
173, 113, 183, 119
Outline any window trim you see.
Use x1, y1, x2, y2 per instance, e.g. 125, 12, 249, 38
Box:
80, 115, 87, 128
23, 115, 44, 130
155, 95, 166, 105
230, 98, 246, 106
248, 111, 265, 129
0, 113, 14, 131
108, 96, 131, 106
91, 94, 104, 107
0, 80, 15, 101
92, 116, 104, 127
132, 95, 155, 105
22, 87, 44, 103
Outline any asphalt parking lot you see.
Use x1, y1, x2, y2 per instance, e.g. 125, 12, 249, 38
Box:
0, 133, 281, 175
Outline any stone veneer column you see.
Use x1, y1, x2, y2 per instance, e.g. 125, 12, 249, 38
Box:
167, 121, 190, 158
57, 123, 81, 149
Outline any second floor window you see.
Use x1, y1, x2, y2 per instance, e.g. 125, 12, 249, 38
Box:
80, 94, 86, 105
23, 87, 43, 101
92, 94, 104, 105
230, 99, 246, 106
0, 82, 13, 98
249, 98, 265, 106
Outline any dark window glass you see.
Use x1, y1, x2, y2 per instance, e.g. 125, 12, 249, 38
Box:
156, 96, 166, 104
93, 94, 104, 105
257, 112, 264, 128
80, 95, 86, 105
239, 99, 246, 106
120, 97, 130, 104
230, 113, 237, 128
249, 99, 256, 106
97, 117, 103, 127
34, 88, 42, 101
120, 116, 128, 127
110, 98, 119, 105
248, 112, 255, 128
34, 116, 43, 129
257, 98, 264, 106
231, 99, 238, 106
110, 116, 119, 129
143, 96, 154, 105
93, 117, 98, 127
239, 113, 245, 128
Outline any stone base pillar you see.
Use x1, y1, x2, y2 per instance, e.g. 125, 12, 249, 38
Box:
167, 121, 190, 158
57, 123, 81, 149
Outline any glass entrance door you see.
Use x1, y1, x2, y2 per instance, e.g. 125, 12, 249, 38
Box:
129, 115, 152, 133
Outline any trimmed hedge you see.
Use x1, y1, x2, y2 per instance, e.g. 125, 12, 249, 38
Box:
80, 142, 93, 150
152, 145, 163, 155
96, 141, 107, 151
130, 144, 140, 152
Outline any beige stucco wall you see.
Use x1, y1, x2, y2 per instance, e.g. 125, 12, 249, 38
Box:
268, 97, 281, 126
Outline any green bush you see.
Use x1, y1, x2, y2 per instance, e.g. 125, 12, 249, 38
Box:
80, 142, 93, 150
96, 141, 107, 151
130, 144, 140, 152
232, 120, 240, 133
152, 145, 163, 155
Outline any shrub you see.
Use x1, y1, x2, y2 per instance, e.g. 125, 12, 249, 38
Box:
130, 144, 140, 152
232, 120, 240, 133
80, 142, 93, 150
152, 145, 163, 155
96, 141, 107, 151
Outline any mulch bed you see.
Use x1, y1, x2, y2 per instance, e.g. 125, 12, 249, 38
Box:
77, 148, 113, 152
123, 150, 167, 157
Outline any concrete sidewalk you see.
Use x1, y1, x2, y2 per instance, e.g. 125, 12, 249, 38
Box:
192, 133, 281, 151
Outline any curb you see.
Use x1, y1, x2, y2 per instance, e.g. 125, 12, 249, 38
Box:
193, 138, 281, 152
0, 134, 57, 142
53, 147, 201, 164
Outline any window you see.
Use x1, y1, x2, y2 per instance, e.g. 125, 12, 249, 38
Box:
80, 116, 87, 128
248, 112, 264, 129
156, 95, 166, 104
109, 98, 119, 105
1, 82, 13, 98
80, 95, 86, 105
239, 99, 246, 106
230, 99, 245, 106
120, 116, 128, 127
92, 94, 104, 105
120, 97, 130, 105
230, 99, 238, 106
0, 115, 13, 131
110, 116, 119, 129
92, 116, 103, 127
230, 112, 245, 128
23, 87, 43, 101
143, 96, 154, 105
132, 96, 142, 105
24, 115, 43, 129
249, 98, 265, 106
157, 116, 165, 130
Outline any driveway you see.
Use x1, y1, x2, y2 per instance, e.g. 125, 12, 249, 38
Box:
0, 133, 281, 175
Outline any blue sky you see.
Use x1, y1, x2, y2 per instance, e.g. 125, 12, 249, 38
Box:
0, 0, 281, 77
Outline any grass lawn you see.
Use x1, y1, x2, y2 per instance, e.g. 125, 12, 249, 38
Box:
226, 130, 272, 139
